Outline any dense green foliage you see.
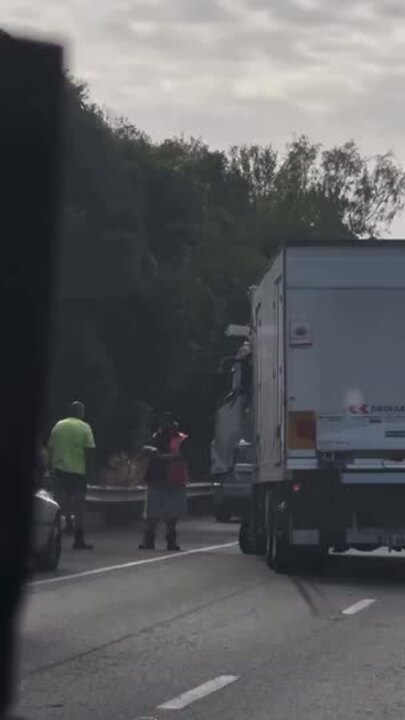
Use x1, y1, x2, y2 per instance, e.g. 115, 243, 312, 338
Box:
46, 77, 405, 468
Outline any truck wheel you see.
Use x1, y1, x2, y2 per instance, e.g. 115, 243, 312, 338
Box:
239, 520, 257, 554
264, 491, 273, 567
267, 515, 291, 573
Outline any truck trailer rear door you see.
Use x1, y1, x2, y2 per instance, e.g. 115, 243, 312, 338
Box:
289, 286, 405, 453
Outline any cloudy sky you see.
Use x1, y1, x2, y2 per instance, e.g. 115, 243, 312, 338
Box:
3, 0, 405, 232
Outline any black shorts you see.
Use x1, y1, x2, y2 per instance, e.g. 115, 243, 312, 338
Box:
53, 470, 87, 495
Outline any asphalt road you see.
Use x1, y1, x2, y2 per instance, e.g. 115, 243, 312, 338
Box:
14, 517, 405, 720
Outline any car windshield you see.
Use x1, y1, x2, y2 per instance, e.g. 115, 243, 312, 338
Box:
4, 3, 405, 720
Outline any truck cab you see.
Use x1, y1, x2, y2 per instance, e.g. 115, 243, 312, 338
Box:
211, 341, 253, 522
213, 439, 255, 522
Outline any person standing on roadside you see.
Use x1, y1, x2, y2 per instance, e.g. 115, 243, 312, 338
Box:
139, 413, 189, 552
48, 401, 96, 550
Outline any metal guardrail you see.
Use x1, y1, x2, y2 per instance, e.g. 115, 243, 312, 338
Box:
86, 482, 213, 505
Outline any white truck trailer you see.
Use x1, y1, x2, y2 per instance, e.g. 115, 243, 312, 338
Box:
240, 243, 405, 572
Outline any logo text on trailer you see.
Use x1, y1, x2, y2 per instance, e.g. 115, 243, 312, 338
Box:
348, 404, 405, 415
348, 404, 369, 415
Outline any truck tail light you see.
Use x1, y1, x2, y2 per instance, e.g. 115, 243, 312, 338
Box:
288, 411, 316, 450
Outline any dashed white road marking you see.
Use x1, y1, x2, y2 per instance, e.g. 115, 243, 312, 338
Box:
29, 542, 238, 588
342, 598, 376, 616
157, 675, 239, 710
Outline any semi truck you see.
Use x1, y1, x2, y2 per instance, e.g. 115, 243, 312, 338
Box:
240, 242, 405, 572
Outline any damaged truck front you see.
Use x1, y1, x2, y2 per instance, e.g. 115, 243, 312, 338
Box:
211, 337, 254, 522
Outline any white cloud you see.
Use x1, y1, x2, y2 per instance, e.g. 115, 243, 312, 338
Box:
2, 0, 405, 233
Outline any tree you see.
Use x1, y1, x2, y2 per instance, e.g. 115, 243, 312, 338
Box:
229, 136, 405, 255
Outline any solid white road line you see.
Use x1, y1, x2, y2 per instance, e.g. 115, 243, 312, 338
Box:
30, 542, 238, 588
342, 598, 376, 616
157, 675, 239, 710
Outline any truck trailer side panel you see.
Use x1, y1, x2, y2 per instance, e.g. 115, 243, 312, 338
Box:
252, 250, 285, 485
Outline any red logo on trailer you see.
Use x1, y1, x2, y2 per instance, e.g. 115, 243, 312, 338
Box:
348, 404, 369, 415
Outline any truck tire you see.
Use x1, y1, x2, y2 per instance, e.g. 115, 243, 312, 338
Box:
266, 509, 291, 573
239, 520, 259, 554
270, 524, 291, 573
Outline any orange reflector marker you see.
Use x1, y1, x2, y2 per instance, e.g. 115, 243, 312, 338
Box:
288, 411, 316, 450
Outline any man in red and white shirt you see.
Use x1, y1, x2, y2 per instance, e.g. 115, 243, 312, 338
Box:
139, 413, 189, 552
